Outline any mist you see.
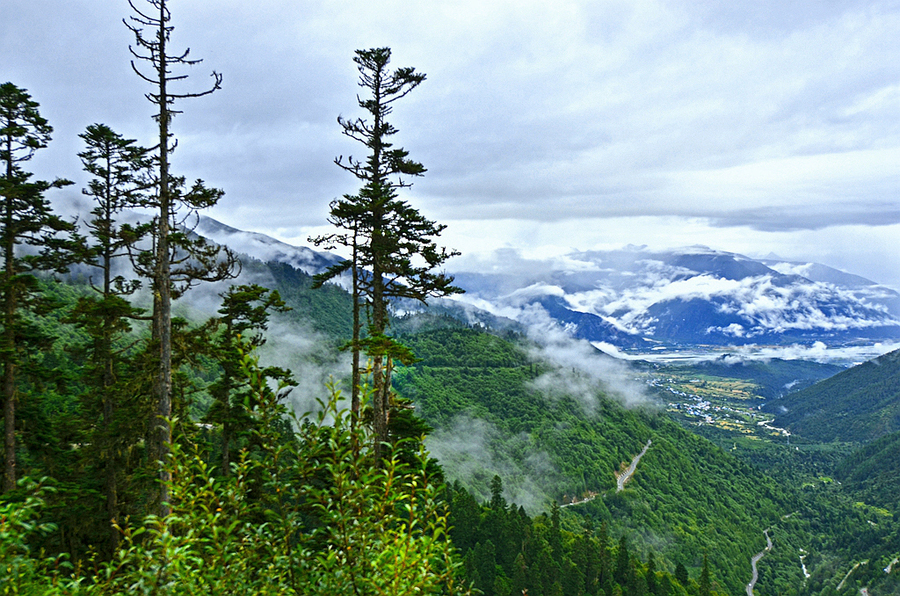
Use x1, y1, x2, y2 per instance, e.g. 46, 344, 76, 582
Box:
425, 414, 558, 513
257, 313, 350, 418
518, 304, 657, 412
170, 260, 351, 418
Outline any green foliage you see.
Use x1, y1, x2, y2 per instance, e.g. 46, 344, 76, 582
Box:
250, 259, 353, 339
446, 480, 704, 596
0, 479, 67, 595
1, 348, 469, 595
204, 284, 293, 475
394, 326, 795, 595
836, 430, 900, 509
1, 82, 80, 493
766, 348, 900, 443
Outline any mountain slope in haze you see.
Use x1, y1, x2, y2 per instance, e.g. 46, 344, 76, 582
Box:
392, 326, 801, 595
763, 348, 900, 443
193, 218, 900, 349
453, 245, 900, 348
196, 216, 342, 276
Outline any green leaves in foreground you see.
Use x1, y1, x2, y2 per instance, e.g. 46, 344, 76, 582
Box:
2, 351, 469, 595
0, 480, 66, 595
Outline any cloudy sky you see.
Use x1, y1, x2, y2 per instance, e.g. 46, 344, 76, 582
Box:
4, 0, 900, 289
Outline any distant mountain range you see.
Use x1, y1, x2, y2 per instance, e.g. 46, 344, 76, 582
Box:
197, 218, 900, 350
195, 216, 342, 276
452, 246, 900, 349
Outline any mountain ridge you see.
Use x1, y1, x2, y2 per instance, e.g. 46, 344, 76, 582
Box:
452, 246, 900, 349
763, 347, 900, 443
195, 217, 900, 351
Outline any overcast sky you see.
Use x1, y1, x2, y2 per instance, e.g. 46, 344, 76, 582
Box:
4, 0, 900, 289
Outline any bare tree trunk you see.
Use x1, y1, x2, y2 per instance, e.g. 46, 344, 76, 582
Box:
126, 0, 225, 514
221, 417, 231, 477
2, 359, 15, 493
371, 356, 386, 461
101, 150, 120, 549
370, 232, 389, 461
153, 0, 173, 517
349, 231, 363, 458
154, 214, 172, 516
2, 183, 16, 493
102, 337, 120, 548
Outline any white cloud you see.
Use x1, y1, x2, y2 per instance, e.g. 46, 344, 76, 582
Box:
425, 414, 556, 512
519, 306, 654, 409
5, 0, 900, 294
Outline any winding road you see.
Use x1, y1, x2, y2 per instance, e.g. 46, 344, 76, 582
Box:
616, 439, 652, 492
746, 529, 773, 596
837, 561, 868, 592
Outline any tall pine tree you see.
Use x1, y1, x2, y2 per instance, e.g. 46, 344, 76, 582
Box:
205, 284, 292, 476
125, 0, 237, 513
69, 123, 152, 547
312, 48, 461, 458
0, 83, 79, 493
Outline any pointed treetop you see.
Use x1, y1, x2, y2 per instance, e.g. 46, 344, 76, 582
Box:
1, 82, 53, 167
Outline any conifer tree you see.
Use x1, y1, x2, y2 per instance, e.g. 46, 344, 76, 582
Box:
699, 554, 711, 596
490, 474, 506, 510
312, 47, 461, 458
0, 83, 78, 493
615, 535, 630, 586
511, 552, 528, 596
549, 501, 564, 565
69, 123, 152, 546
311, 198, 364, 421
205, 284, 292, 475
646, 554, 659, 596
674, 561, 689, 587
124, 0, 237, 513
597, 521, 614, 594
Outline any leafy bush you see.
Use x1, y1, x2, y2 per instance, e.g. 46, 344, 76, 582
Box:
1, 350, 469, 595
0, 480, 66, 595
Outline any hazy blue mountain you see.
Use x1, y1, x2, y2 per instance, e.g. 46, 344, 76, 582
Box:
453, 245, 900, 348
196, 216, 342, 276
193, 220, 900, 349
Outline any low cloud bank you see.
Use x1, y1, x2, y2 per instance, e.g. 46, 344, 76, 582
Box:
606, 340, 900, 367
259, 314, 349, 418
519, 305, 655, 411
425, 415, 558, 513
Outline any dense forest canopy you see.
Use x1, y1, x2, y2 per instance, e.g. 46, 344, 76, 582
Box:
3, 2, 900, 595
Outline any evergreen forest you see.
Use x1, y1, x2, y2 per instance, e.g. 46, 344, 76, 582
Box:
3, 2, 900, 595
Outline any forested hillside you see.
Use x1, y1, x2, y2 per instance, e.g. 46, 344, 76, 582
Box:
765, 348, 900, 442
836, 430, 900, 508
393, 327, 804, 595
